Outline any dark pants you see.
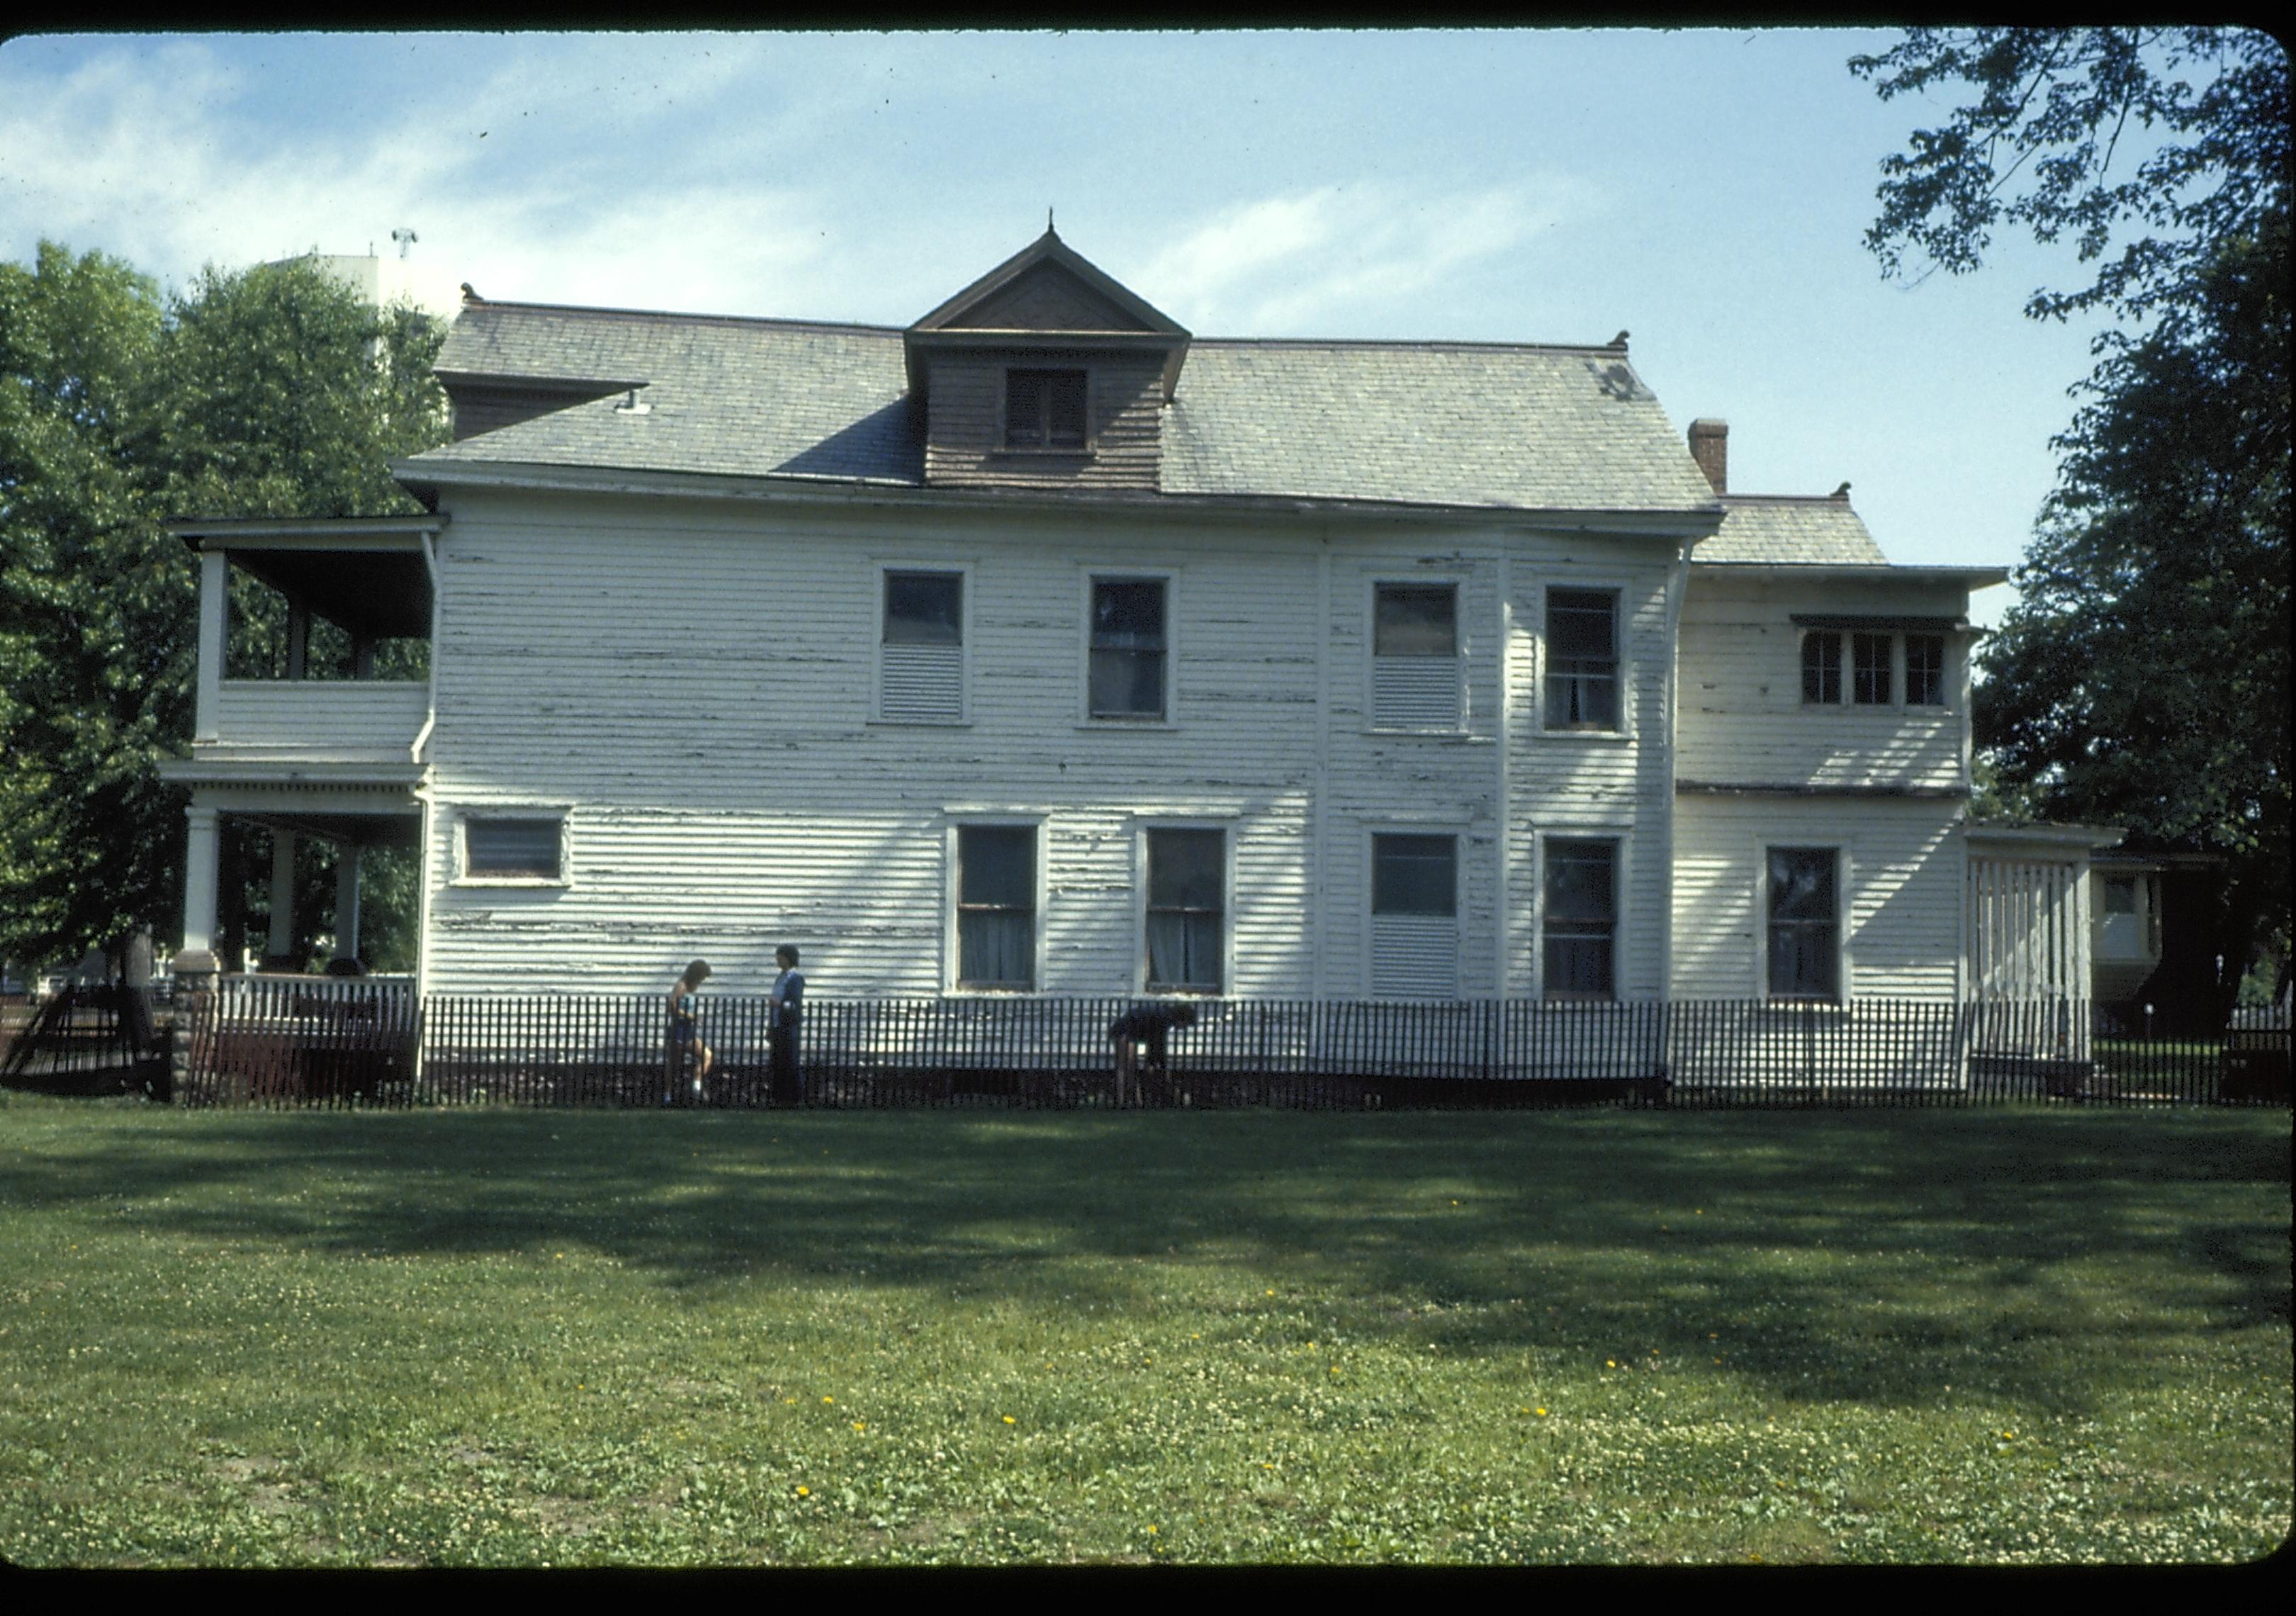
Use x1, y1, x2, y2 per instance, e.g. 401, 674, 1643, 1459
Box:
770, 1020, 802, 1106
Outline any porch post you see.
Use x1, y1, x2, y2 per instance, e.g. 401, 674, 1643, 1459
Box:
265, 829, 297, 969
182, 802, 220, 958
196, 549, 227, 743
286, 602, 310, 681
335, 842, 362, 963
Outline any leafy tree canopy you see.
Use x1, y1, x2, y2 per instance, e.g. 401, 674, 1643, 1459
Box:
1856, 27, 2291, 1001
0, 246, 446, 967
1853, 27, 2288, 331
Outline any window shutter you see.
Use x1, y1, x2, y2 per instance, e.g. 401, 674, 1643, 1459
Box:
1373, 657, 1460, 728
880, 643, 964, 722
1371, 914, 1458, 999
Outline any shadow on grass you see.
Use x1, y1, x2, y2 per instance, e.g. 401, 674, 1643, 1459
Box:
3, 1101, 2287, 1416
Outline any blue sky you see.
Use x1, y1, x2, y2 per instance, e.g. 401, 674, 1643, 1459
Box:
1, 28, 2132, 626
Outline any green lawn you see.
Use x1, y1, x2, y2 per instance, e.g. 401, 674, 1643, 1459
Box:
1, 1092, 2287, 1566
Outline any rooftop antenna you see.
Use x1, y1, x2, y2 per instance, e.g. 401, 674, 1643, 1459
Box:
391, 228, 418, 260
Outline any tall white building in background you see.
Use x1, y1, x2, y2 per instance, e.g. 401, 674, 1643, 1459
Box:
160, 228, 2109, 1004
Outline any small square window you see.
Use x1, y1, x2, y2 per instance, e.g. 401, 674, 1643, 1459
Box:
1906, 634, 1946, 705
463, 817, 563, 881
1089, 578, 1166, 719
1006, 368, 1088, 450
1802, 632, 1842, 705
1373, 834, 1457, 918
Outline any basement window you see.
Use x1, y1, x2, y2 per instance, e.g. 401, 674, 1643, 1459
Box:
1005, 368, 1088, 451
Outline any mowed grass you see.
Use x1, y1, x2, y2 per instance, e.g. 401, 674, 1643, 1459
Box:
1, 1093, 2287, 1566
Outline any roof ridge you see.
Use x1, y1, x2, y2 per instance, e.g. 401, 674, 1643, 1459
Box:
1722, 493, 1862, 507
1191, 335, 1631, 356
459, 298, 906, 336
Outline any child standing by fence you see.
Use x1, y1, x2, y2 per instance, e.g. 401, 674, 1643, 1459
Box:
665, 959, 714, 1104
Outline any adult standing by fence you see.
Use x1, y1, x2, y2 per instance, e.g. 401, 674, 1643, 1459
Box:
770, 946, 805, 1106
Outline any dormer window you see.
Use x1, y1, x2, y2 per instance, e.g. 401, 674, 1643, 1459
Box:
1005, 368, 1088, 450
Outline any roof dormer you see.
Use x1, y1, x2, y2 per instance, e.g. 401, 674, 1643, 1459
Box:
904, 229, 1191, 493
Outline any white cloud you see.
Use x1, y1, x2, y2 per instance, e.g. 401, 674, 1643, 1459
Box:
1138, 180, 1576, 334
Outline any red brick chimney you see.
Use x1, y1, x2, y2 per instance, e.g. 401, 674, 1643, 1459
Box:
1689, 418, 1727, 494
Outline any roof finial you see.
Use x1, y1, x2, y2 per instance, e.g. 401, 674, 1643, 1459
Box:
1047, 206, 1056, 235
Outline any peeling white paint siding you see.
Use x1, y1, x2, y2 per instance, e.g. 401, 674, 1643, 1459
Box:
1676, 573, 1971, 791
1670, 795, 1963, 1001
417, 489, 1693, 999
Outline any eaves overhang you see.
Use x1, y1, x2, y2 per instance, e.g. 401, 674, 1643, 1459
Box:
1692, 561, 2013, 588
390, 456, 1726, 539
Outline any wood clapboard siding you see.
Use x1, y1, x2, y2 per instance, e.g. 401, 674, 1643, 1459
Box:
1670, 793, 1963, 1001
923, 354, 1165, 491
1676, 573, 1968, 791
420, 493, 1709, 1001
425, 491, 1327, 995
213, 680, 429, 756
1502, 549, 1677, 1001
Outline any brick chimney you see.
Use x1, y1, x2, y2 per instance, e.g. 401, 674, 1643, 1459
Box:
1689, 418, 1727, 494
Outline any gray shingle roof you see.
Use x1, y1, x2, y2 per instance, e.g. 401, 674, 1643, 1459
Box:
1695, 495, 1889, 565
406, 300, 1722, 515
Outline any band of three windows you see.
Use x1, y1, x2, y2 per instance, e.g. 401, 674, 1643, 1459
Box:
1801, 629, 1947, 705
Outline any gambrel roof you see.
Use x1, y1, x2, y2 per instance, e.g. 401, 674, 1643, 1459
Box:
405, 297, 1723, 517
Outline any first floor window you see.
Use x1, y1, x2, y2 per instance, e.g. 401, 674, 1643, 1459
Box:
957, 825, 1035, 989
1545, 589, 1619, 729
1802, 632, 1842, 704
1852, 632, 1892, 705
1767, 847, 1839, 999
1145, 828, 1224, 993
1371, 833, 1458, 998
1090, 577, 1167, 719
1906, 633, 1946, 705
880, 569, 964, 722
1543, 838, 1617, 999
463, 816, 563, 880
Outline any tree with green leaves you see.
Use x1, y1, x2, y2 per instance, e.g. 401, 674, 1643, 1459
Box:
1855, 28, 2291, 1009
0, 246, 447, 972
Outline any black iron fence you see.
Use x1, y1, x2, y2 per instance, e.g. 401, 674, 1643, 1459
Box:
0, 982, 167, 1096
157, 984, 2294, 1111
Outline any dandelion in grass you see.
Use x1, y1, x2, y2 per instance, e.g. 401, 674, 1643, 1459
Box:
1003, 1415, 1016, 1425
795, 1486, 809, 1497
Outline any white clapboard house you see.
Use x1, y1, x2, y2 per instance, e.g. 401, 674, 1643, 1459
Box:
159, 229, 2108, 1005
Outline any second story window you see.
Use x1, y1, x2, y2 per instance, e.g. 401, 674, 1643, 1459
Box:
1545, 589, 1619, 730
879, 570, 964, 723
1906, 634, 1946, 705
1005, 368, 1088, 450
1802, 631, 1843, 705
1089, 578, 1166, 720
1373, 583, 1461, 729
1852, 632, 1893, 705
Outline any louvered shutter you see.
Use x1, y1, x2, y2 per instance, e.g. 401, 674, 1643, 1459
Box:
1373, 658, 1460, 728
1371, 914, 1458, 999
880, 643, 964, 722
